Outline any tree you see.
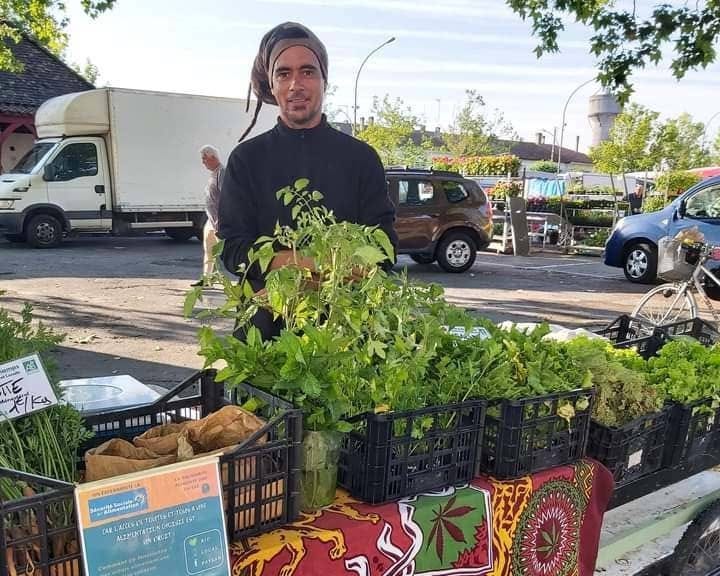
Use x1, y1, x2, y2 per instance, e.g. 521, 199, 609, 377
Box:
443, 90, 516, 157
591, 105, 710, 177
71, 57, 99, 84
589, 103, 659, 175
357, 95, 430, 167
653, 113, 709, 171
506, 1, 720, 101
1, 0, 116, 72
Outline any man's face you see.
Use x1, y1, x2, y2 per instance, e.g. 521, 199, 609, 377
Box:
271, 46, 325, 129
202, 153, 220, 171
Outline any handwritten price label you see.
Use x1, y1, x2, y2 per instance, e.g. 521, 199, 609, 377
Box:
0, 353, 58, 421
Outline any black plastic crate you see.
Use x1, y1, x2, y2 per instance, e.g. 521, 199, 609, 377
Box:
595, 315, 667, 359
586, 407, 671, 488
82, 369, 302, 541
337, 400, 486, 505
658, 317, 720, 347
663, 399, 720, 468
1, 469, 81, 576
480, 389, 595, 479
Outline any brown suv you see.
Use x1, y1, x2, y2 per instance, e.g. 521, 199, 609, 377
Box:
386, 168, 493, 273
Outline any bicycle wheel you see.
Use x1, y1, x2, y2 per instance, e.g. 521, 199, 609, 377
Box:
670, 499, 720, 575
631, 283, 697, 331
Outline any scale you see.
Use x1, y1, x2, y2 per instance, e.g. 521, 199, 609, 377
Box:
58, 374, 160, 415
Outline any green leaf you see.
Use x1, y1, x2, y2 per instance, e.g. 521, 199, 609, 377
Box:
294, 178, 310, 191
354, 245, 386, 266
283, 192, 293, 206
242, 281, 254, 299
373, 228, 395, 259
335, 421, 353, 433
311, 190, 324, 201
292, 205, 302, 221
183, 287, 201, 317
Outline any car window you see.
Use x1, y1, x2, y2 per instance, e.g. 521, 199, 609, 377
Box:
442, 180, 469, 203
48, 143, 98, 182
686, 185, 720, 219
398, 179, 434, 206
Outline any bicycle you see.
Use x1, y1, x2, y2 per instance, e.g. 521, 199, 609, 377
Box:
632, 237, 720, 329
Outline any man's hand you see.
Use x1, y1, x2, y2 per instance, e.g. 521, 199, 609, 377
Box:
269, 250, 316, 272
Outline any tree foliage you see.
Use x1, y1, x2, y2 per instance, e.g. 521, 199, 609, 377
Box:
357, 95, 431, 167
443, 90, 516, 157
71, 57, 99, 84
506, 0, 720, 101
0, 0, 116, 72
654, 113, 709, 171
590, 104, 659, 174
590, 104, 710, 174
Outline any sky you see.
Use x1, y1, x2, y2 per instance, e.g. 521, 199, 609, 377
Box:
63, 0, 720, 154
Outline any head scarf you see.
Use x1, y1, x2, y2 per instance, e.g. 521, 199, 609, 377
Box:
239, 22, 328, 141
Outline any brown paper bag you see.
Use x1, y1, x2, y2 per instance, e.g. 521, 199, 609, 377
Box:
186, 405, 266, 452
133, 421, 198, 455
85, 439, 176, 482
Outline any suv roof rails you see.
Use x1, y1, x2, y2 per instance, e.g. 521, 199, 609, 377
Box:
385, 166, 464, 178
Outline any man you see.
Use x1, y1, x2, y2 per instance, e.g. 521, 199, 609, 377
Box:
193, 144, 225, 286
218, 22, 398, 340
629, 183, 644, 215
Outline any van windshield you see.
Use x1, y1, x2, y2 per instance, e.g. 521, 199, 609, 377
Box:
11, 142, 56, 174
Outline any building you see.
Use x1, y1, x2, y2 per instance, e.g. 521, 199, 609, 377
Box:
0, 33, 94, 172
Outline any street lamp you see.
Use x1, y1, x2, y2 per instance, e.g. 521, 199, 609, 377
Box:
556, 78, 595, 175
353, 37, 396, 135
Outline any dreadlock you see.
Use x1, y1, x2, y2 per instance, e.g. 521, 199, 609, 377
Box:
239, 22, 328, 142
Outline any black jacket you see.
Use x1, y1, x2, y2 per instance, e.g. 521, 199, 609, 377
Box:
218, 116, 398, 286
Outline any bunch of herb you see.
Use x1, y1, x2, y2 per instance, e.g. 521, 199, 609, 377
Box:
646, 338, 720, 407
0, 302, 93, 483
0, 299, 93, 544
562, 337, 663, 427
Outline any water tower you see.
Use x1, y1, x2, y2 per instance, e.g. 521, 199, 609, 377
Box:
588, 93, 621, 146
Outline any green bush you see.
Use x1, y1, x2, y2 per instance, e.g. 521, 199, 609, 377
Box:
655, 171, 701, 196
530, 160, 558, 173
642, 195, 671, 213
432, 155, 520, 176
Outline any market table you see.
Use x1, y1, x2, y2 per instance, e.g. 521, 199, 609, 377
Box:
230, 459, 614, 576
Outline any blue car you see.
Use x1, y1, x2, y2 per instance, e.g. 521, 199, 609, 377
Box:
605, 176, 720, 283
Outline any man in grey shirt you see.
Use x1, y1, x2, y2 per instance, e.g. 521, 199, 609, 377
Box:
193, 144, 225, 286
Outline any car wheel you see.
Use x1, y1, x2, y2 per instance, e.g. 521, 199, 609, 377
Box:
410, 254, 435, 265
623, 242, 657, 283
166, 227, 195, 241
26, 214, 62, 248
437, 231, 477, 273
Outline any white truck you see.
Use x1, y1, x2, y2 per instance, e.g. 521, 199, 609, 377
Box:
0, 87, 276, 247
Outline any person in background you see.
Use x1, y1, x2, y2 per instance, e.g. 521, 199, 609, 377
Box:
192, 144, 225, 286
218, 21, 397, 340
629, 183, 644, 214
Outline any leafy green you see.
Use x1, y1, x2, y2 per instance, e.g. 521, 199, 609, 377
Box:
0, 297, 93, 503
562, 337, 663, 427
646, 339, 720, 407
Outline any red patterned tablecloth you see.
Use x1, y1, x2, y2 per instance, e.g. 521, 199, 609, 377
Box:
230, 459, 613, 576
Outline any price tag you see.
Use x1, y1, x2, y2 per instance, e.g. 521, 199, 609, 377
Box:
0, 353, 58, 421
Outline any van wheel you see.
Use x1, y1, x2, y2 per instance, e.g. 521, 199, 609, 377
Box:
166, 228, 195, 241
437, 231, 477, 273
27, 214, 62, 248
